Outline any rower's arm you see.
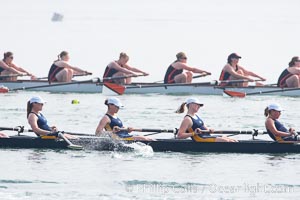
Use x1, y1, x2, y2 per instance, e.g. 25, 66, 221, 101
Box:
242, 67, 266, 81
10, 63, 34, 76
95, 116, 110, 136
124, 64, 149, 75
177, 117, 194, 139
28, 114, 53, 136
181, 63, 210, 74
265, 119, 292, 137
0, 60, 23, 74
224, 65, 253, 80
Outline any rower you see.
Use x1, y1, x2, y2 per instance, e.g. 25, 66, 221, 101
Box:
95, 97, 153, 141
27, 96, 75, 139
277, 56, 300, 88
48, 51, 92, 83
0, 51, 35, 81
219, 53, 266, 87
103, 52, 149, 85
265, 103, 300, 142
163, 52, 210, 84
176, 97, 238, 142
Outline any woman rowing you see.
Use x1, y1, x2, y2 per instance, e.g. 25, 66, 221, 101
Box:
0, 52, 35, 81
95, 97, 153, 141
48, 51, 92, 83
219, 53, 266, 86
103, 52, 149, 84
277, 56, 300, 88
264, 103, 299, 142
176, 97, 238, 142
164, 52, 211, 84
27, 96, 75, 139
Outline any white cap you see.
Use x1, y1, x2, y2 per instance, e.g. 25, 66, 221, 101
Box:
268, 103, 283, 112
29, 96, 46, 104
107, 97, 123, 108
186, 97, 204, 106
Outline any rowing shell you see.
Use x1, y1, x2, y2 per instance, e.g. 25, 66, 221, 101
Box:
0, 80, 103, 93
2, 80, 300, 96
1, 136, 300, 153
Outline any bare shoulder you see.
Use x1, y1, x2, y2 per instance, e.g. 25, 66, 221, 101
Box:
173, 61, 186, 69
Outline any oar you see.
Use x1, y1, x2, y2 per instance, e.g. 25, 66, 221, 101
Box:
153, 73, 211, 83
7, 78, 101, 91
0, 74, 26, 78
106, 79, 262, 95
57, 132, 83, 150
118, 128, 177, 133
36, 72, 93, 80
224, 87, 300, 97
0, 126, 83, 150
117, 127, 178, 136
198, 129, 267, 135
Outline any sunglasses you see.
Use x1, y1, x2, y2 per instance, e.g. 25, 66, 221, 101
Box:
9, 56, 13, 59
181, 57, 187, 60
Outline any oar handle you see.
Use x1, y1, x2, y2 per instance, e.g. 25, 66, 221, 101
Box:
192, 73, 211, 79
118, 128, 177, 133
197, 129, 266, 135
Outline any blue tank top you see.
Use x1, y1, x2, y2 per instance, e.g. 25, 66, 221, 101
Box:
267, 119, 288, 141
186, 114, 206, 131
30, 112, 52, 133
105, 114, 131, 138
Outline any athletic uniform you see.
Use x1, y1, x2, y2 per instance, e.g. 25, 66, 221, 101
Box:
186, 114, 217, 142
29, 112, 52, 136
266, 119, 298, 141
164, 62, 183, 84
219, 65, 239, 86
277, 68, 293, 87
105, 114, 132, 138
48, 63, 63, 83
0, 66, 4, 80
103, 62, 122, 83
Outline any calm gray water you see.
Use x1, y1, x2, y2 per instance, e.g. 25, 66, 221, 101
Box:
0, 92, 300, 199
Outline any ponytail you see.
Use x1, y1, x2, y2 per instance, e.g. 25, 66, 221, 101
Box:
54, 51, 68, 62
264, 107, 270, 117
27, 101, 33, 117
104, 99, 109, 106
175, 102, 187, 113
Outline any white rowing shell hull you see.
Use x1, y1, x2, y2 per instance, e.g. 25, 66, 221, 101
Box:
2, 80, 300, 96
0, 80, 103, 93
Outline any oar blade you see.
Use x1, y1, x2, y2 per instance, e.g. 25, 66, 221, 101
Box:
67, 144, 84, 150
0, 86, 9, 93
223, 90, 246, 98
104, 82, 125, 95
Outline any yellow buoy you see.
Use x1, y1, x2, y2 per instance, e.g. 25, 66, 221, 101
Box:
71, 99, 80, 104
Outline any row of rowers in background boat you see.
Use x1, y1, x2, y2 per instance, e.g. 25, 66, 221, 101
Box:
0, 96, 299, 145
1, 51, 300, 88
